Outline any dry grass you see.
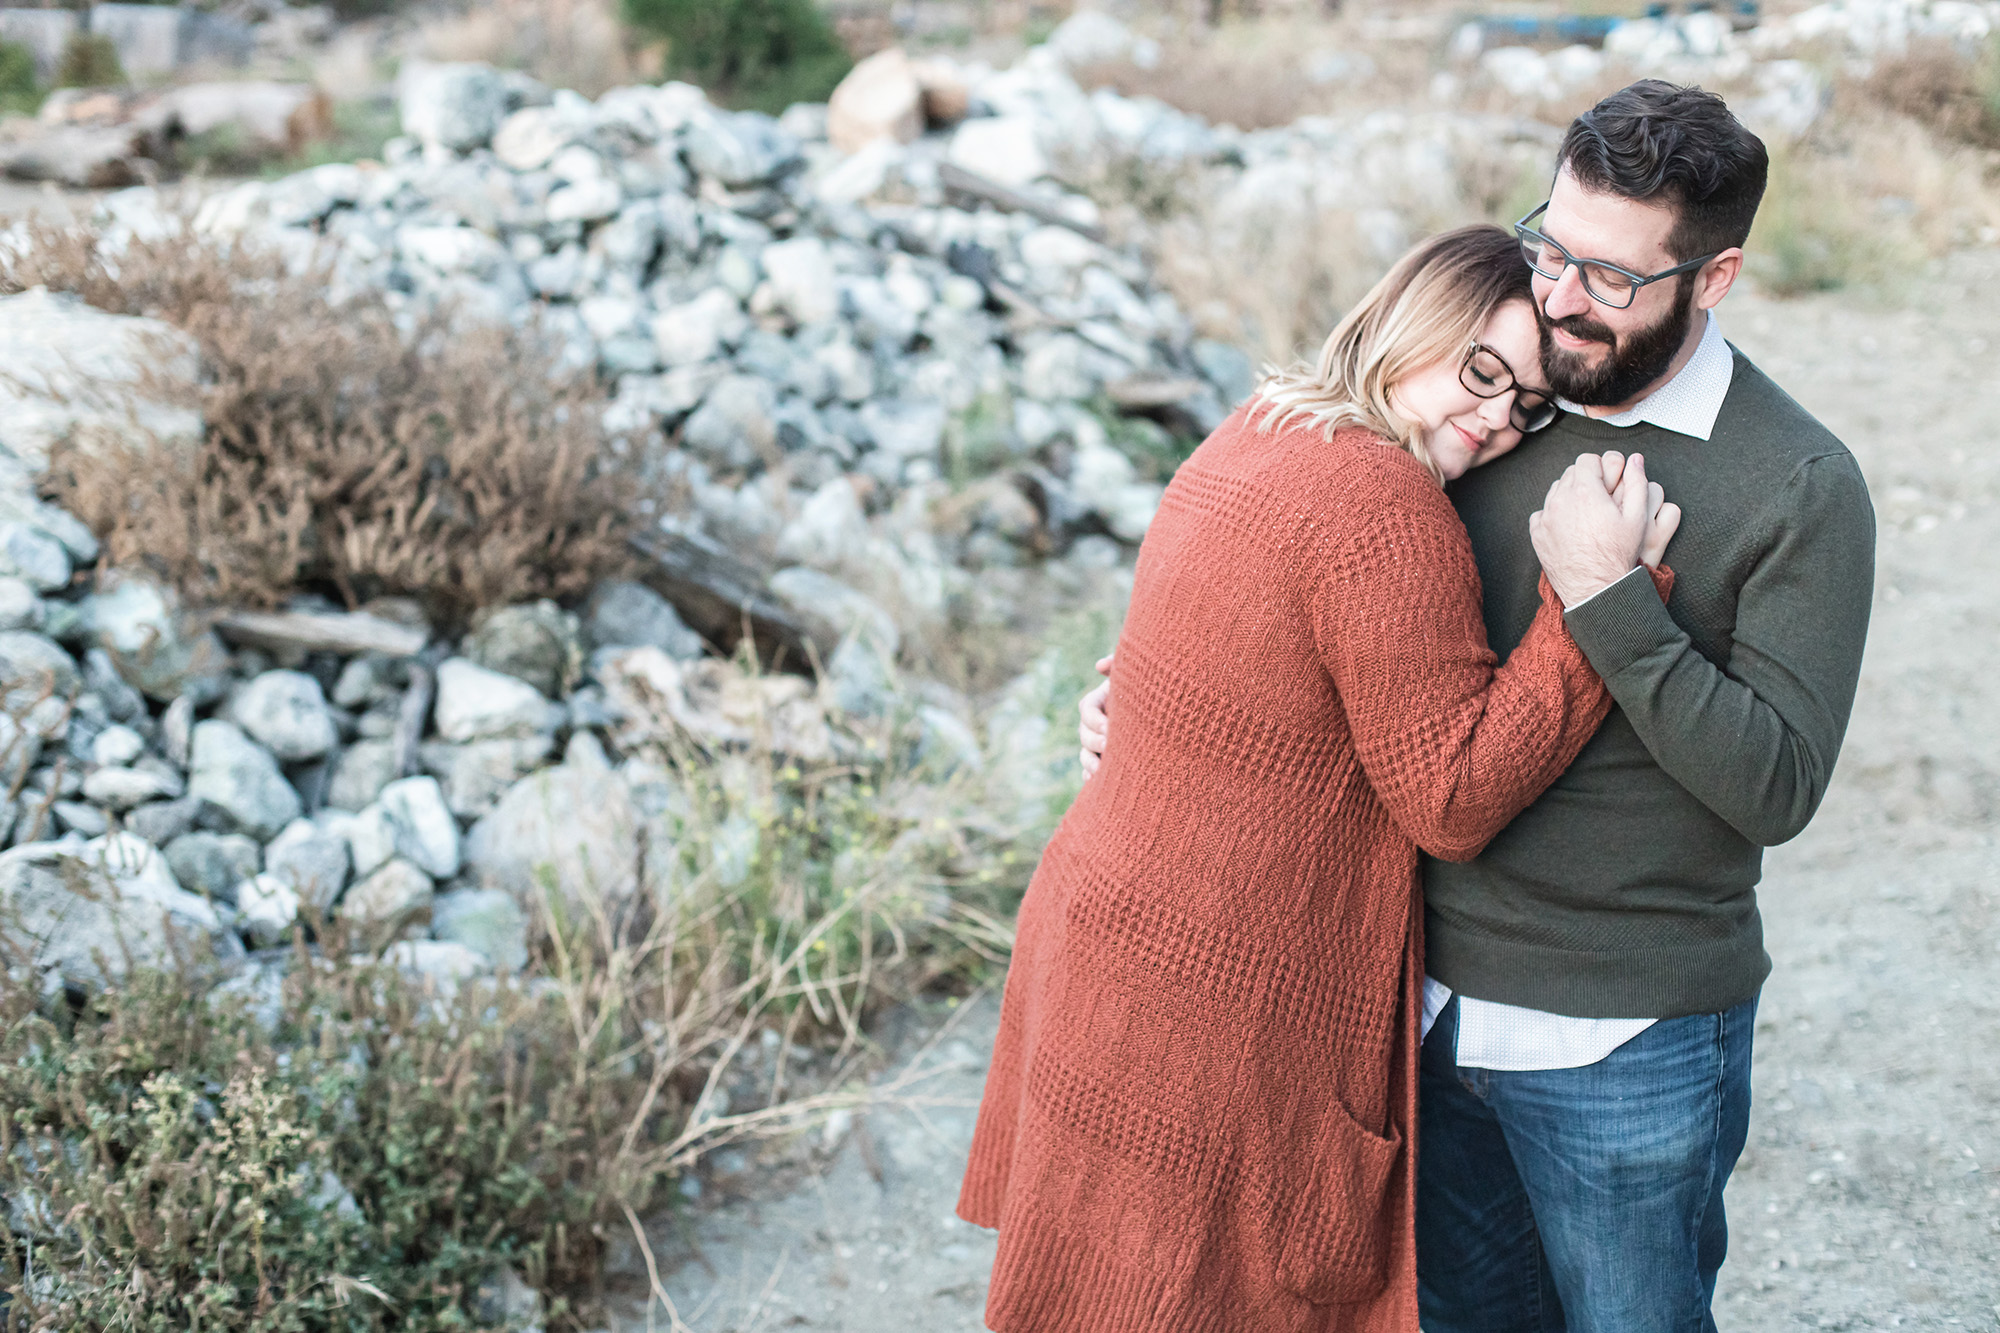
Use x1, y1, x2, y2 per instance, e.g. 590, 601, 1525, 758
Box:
1, 222, 642, 633
414, 0, 664, 99
1862, 37, 2000, 151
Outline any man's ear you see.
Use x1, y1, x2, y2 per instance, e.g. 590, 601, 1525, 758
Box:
1695, 248, 1744, 311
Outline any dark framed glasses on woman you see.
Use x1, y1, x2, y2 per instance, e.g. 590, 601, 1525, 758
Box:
1514, 201, 1720, 310
1460, 341, 1559, 434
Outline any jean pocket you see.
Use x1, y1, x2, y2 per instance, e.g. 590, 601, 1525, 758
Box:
1274, 1101, 1403, 1304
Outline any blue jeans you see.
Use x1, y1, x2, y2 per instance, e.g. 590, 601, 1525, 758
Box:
1415, 993, 1757, 1333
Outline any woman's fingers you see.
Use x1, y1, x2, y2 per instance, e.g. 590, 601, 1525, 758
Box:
1078, 680, 1110, 759
1080, 747, 1101, 779
1642, 500, 1682, 569
1094, 655, 1114, 678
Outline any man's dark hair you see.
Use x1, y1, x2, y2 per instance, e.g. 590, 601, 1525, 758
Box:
1559, 80, 1770, 261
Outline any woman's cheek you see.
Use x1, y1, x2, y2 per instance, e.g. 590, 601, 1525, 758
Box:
1473, 428, 1526, 467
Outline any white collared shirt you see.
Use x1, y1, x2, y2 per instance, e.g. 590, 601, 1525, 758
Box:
1422, 312, 1734, 1072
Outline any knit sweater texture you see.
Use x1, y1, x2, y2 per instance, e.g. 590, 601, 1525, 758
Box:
959, 409, 1658, 1333
1428, 349, 1876, 1019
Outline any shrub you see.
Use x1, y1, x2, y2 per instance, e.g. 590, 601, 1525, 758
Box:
0, 629, 1105, 1326
1863, 37, 2000, 150
1, 223, 642, 634
0, 38, 40, 117
620, 0, 852, 114
55, 31, 124, 89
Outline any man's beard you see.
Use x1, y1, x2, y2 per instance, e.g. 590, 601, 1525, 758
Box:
1537, 279, 1697, 408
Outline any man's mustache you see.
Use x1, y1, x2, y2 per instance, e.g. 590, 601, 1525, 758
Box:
1545, 313, 1618, 347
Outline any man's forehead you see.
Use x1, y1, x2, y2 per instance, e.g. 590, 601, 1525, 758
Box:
1544, 169, 1677, 268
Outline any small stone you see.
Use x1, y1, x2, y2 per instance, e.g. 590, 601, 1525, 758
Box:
80, 571, 227, 703
125, 796, 201, 847
0, 522, 70, 592
91, 724, 146, 768
80, 649, 144, 723
760, 236, 841, 326
775, 477, 871, 571
584, 581, 703, 659
382, 938, 487, 994
433, 658, 559, 743
235, 872, 301, 947
327, 739, 399, 812
463, 602, 582, 700
264, 817, 351, 915
0, 836, 219, 988
947, 116, 1048, 189
188, 720, 302, 840
0, 577, 41, 631
52, 800, 107, 836
683, 109, 798, 187
165, 831, 262, 903
226, 670, 338, 762
377, 775, 461, 879
683, 374, 779, 473
81, 765, 182, 811
331, 657, 381, 709
651, 287, 749, 369
418, 735, 555, 819
0, 630, 79, 738
338, 856, 433, 928
547, 176, 623, 224
431, 887, 529, 971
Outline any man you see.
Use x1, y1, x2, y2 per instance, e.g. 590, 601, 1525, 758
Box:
1078, 81, 1875, 1329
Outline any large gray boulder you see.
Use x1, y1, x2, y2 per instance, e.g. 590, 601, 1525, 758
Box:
0, 833, 222, 987
418, 735, 555, 819
463, 734, 640, 915
0, 290, 202, 473
187, 720, 302, 840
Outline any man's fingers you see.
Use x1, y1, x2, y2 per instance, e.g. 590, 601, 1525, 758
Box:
1645, 480, 1665, 523
1618, 454, 1649, 524
1080, 747, 1099, 779
1094, 655, 1114, 677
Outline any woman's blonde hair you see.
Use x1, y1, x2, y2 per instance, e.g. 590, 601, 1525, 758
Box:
1252, 225, 1535, 484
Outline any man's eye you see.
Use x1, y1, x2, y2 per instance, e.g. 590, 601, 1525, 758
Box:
1587, 264, 1637, 291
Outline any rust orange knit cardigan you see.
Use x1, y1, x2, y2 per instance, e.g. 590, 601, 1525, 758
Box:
959, 410, 1667, 1332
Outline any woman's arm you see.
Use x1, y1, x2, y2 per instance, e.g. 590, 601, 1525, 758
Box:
1311, 454, 1672, 861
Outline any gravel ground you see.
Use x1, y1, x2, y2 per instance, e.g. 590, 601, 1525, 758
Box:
634, 257, 2000, 1332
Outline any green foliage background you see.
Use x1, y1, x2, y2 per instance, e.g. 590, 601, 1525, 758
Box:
619, 0, 852, 114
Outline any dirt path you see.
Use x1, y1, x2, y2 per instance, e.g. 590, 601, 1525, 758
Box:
635, 264, 2000, 1329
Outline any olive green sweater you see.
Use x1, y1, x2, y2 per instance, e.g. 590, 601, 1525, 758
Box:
1427, 349, 1876, 1019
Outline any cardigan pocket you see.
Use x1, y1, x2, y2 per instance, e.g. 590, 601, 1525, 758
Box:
1274, 1101, 1402, 1304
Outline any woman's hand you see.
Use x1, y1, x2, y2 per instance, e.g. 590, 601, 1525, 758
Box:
1079, 655, 1112, 778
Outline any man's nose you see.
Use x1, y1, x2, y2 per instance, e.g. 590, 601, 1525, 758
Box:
1541, 265, 1593, 320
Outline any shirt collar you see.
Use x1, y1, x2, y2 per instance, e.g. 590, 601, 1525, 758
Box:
1555, 311, 1734, 442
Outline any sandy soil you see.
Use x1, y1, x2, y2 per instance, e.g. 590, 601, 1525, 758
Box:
634, 256, 2000, 1331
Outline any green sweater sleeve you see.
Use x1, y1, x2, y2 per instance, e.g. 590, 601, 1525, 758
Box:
1561, 453, 1876, 846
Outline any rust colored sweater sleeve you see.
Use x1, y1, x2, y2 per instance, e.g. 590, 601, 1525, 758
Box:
1310, 457, 1669, 862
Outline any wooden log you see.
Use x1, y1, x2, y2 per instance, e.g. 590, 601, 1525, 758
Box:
937, 162, 1108, 243
214, 609, 429, 660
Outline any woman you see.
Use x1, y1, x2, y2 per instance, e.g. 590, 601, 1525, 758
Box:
956, 226, 1675, 1332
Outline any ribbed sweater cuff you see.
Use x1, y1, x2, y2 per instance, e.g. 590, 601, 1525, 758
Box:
1562, 563, 1679, 679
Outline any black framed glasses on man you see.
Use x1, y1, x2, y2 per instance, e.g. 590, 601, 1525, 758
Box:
1514, 202, 1721, 310
1460, 340, 1559, 434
